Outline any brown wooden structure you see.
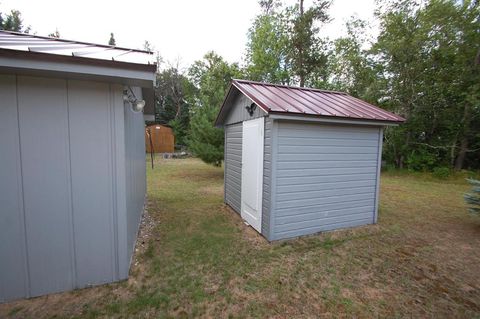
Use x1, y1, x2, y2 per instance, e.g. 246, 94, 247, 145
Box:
145, 124, 175, 153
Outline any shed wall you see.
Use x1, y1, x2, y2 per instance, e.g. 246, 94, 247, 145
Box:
145, 125, 175, 153
261, 118, 273, 239
270, 120, 381, 240
124, 87, 147, 267
224, 116, 272, 240
223, 92, 266, 214
0, 74, 143, 302
224, 123, 242, 213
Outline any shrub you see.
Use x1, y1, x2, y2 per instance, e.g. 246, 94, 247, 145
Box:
405, 149, 437, 171
432, 167, 451, 179
464, 179, 480, 215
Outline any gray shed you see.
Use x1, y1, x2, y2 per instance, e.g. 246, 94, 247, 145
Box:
0, 31, 156, 302
216, 79, 405, 241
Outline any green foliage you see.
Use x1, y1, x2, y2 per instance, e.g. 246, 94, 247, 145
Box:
464, 179, 480, 215
405, 149, 437, 171
432, 167, 451, 179
327, 18, 378, 101
245, 0, 331, 87
372, 0, 480, 170
0, 9, 29, 32
187, 52, 242, 166
245, 13, 291, 84
285, 0, 330, 87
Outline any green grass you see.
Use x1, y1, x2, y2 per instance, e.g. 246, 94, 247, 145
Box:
1, 158, 479, 318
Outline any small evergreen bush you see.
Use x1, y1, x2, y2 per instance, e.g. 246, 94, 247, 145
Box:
464, 179, 480, 215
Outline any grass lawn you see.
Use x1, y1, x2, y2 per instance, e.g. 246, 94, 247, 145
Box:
1, 158, 479, 318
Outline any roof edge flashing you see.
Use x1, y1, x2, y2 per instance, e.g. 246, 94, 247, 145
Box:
0, 54, 155, 87
268, 113, 401, 126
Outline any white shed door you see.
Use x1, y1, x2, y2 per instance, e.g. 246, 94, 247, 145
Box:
241, 117, 264, 233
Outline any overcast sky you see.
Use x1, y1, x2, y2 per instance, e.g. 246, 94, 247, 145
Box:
1, 0, 376, 69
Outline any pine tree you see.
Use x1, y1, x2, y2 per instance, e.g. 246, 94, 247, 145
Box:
108, 33, 116, 46
286, 0, 330, 87
465, 179, 480, 215
1, 9, 28, 32
187, 52, 242, 166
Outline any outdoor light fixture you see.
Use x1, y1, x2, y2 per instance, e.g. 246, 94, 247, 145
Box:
245, 102, 257, 116
123, 87, 146, 113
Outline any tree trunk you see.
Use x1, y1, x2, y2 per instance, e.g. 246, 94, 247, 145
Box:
298, 0, 304, 87
454, 137, 468, 171
454, 100, 472, 171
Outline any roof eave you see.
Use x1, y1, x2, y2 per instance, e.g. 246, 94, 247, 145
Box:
0, 48, 157, 72
268, 112, 404, 126
0, 49, 156, 88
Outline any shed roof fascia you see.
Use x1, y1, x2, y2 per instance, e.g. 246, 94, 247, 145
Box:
268, 113, 400, 126
0, 50, 155, 88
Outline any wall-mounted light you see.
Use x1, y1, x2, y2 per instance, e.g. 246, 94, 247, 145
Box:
245, 103, 257, 116
123, 87, 146, 113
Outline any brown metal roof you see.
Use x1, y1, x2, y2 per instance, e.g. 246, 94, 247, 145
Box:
0, 30, 155, 68
216, 79, 405, 125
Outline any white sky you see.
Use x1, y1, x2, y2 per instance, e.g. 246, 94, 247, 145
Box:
1, 0, 376, 69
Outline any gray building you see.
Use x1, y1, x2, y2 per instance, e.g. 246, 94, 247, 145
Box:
216, 79, 405, 241
0, 31, 156, 302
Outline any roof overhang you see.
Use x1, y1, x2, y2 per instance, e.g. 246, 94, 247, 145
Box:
268, 113, 402, 126
0, 49, 156, 88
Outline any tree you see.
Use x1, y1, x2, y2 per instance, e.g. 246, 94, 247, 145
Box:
187, 52, 243, 166
108, 32, 116, 46
0, 9, 29, 32
48, 29, 60, 38
143, 40, 163, 71
245, 1, 291, 84
154, 65, 196, 146
328, 18, 377, 101
372, 0, 480, 170
285, 0, 330, 87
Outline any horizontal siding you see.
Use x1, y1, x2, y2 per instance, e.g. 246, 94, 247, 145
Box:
224, 123, 242, 213
272, 121, 380, 240
278, 153, 378, 161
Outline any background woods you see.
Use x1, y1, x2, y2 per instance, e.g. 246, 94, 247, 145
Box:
3, 0, 478, 170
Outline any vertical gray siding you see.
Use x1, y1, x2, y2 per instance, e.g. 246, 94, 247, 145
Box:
68, 80, 117, 285
224, 116, 273, 241
224, 123, 242, 213
0, 75, 144, 302
261, 118, 273, 240
0, 75, 29, 301
124, 87, 147, 267
223, 91, 266, 125
17, 76, 74, 296
271, 121, 381, 240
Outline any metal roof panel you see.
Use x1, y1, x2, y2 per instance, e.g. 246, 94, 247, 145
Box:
0, 30, 155, 67
216, 79, 405, 125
